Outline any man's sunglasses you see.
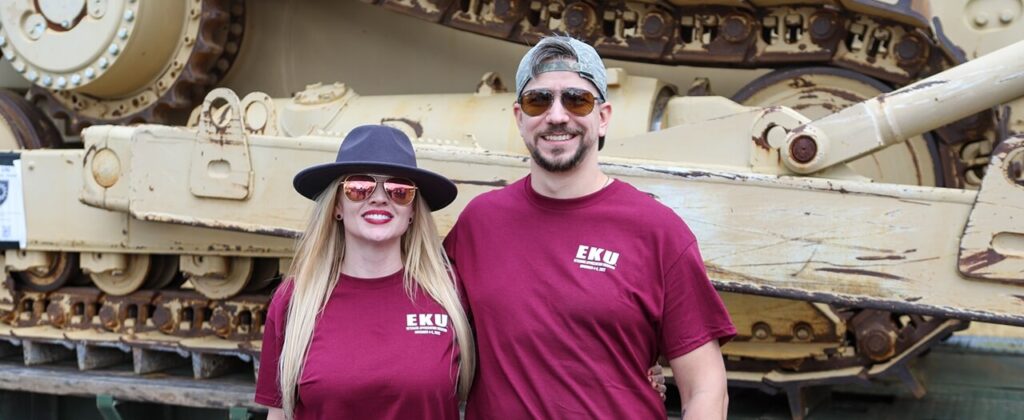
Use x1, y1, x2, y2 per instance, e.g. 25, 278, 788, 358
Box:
518, 88, 601, 117
341, 174, 417, 206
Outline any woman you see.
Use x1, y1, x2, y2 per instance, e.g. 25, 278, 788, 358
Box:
255, 125, 474, 420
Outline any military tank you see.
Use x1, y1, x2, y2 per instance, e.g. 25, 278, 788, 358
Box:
0, 1, 1021, 419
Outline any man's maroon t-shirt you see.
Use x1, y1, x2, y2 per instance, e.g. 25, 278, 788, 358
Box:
254, 270, 460, 420
444, 176, 736, 419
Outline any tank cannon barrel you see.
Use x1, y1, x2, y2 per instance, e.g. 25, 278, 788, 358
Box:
781, 39, 1024, 174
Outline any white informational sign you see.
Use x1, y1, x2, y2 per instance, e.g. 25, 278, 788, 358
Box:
0, 154, 26, 248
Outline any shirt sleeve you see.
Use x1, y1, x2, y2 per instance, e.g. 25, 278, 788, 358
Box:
444, 222, 473, 323
659, 241, 736, 360
254, 282, 293, 407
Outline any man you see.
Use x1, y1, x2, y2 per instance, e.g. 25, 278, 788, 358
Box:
444, 36, 736, 419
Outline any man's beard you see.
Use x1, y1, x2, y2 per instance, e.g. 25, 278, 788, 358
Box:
527, 128, 594, 173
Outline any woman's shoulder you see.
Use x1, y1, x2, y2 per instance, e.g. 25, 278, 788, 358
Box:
267, 279, 296, 315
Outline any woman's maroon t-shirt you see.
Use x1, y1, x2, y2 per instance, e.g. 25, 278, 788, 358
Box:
254, 270, 460, 420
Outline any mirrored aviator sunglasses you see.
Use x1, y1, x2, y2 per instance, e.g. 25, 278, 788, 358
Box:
342, 174, 418, 206
518, 88, 599, 117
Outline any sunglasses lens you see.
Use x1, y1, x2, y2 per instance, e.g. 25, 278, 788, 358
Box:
562, 89, 596, 116
383, 178, 417, 206
520, 90, 554, 116
343, 175, 376, 202
519, 89, 597, 117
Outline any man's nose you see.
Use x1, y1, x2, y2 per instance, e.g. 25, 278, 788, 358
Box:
544, 98, 571, 124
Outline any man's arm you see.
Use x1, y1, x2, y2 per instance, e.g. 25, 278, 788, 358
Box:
668, 339, 728, 420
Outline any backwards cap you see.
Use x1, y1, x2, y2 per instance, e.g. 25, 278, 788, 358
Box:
514, 36, 608, 101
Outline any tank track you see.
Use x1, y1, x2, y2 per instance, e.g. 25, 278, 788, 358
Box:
375, 1, 950, 85
0, 278, 270, 380
25, 0, 246, 137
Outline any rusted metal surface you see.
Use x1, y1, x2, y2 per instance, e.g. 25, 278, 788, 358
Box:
152, 290, 211, 337
45, 287, 101, 330
730, 66, 941, 186
98, 290, 157, 333
209, 294, 268, 341
959, 136, 1024, 283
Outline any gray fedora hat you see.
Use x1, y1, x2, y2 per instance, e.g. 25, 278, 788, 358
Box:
293, 125, 457, 211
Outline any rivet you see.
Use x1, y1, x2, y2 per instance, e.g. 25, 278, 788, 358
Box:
108, 43, 119, 55
56, 77, 67, 88
60, 20, 71, 29
117, 28, 128, 40
26, 71, 37, 82
98, 58, 109, 69
84, 68, 96, 79
790, 135, 819, 164
123, 10, 134, 22
974, 13, 990, 26
12, 62, 24, 72
1000, 10, 1015, 24
71, 74, 82, 85
0, 36, 6, 46
41, 75, 52, 86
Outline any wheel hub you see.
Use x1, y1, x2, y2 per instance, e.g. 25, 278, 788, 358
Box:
0, 0, 185, 97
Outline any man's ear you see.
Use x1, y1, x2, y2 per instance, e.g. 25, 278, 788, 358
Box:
513, 101, 526, 136
597, 101, 612, 138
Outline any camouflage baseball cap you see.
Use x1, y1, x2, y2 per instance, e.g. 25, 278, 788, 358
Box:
515, 36, 608, 101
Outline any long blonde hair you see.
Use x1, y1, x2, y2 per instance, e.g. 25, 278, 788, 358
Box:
277, 178, 475, 419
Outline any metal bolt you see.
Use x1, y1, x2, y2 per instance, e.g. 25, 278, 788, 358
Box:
56, 77, 67, 88
564, 4, 591, 31
117, 28, 128, 40
88, 0, 107, 18
809, 13, 836, 40
84, 67, 95, 79
1000, 10, 1015, 24
895, 35, 926, 65
98, 58, 109, 69
108, 43, 119, 55
974, 13, 990, 26
12, 62, 25, 73
71, 74, 82, 85
41, 75, 52, 87
99, 305, 119, 330
794, 323, 813, 341
123, 10, 134, 22
26, 71, 37, 82
641, 12, 666, 38
0, 36, 6, 46
60, 20, 71, 29
27, 22, 43, 40
721, 14, 752, 43
752, 322, 771, 340
790, 135, 819, 163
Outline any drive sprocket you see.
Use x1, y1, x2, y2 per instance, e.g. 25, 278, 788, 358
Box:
0, 0, 244, 137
